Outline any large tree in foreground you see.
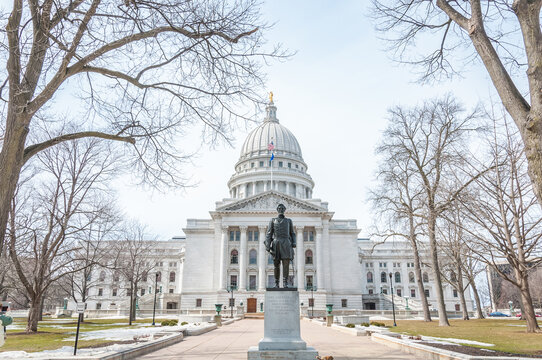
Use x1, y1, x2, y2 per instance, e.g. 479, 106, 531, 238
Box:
379, 95, 481, 326
372, 0, 542, 209
0, 0, 282, 256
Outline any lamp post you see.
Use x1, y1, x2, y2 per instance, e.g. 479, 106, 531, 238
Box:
227, 286, 235, 318
389, 272, 397, 327
152, 273, 158, 326
308, 285, 317, 318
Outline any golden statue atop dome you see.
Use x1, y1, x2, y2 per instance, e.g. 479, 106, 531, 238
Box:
269, 91, 274, 103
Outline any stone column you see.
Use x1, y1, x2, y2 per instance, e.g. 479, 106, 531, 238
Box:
252, 182, 256, 196
296, 226, 304, 289
264, 181, 269, 191
219, 226, 229, 290
315, 226, 324, 289
258, 225, 267, 290
286, 182, 290, 196
239, 226, 248, 291
323, 221, 331, 290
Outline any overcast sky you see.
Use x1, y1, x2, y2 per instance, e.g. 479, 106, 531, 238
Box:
113, 0, 498, 239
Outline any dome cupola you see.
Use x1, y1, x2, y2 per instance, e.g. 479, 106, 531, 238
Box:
228, 94, 314, 200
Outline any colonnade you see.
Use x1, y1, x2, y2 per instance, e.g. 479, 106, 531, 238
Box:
230, 181, 312, 199
218, 225, 322, 291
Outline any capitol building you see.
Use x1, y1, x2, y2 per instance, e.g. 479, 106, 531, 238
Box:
75, 99, 474, 317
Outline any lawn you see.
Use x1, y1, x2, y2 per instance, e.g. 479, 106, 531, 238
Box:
382, 318, 542, 355
1, 317, 163, 353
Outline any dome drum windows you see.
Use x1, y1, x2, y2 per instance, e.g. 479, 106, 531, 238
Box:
367, 271, 373, 283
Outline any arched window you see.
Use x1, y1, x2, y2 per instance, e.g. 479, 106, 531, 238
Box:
423, 272, 429, 283
305, 250, 313, 265
381, 272, 387, 283
367, 272, 373, 283
450, 271, 457, 282
409, 272, 415, 283
156, 271, 162, 282
99, 271, 106, 282
249, 249, 257, 265
230, 250, 239, 264
169, 271, 176, 282
395, 272, 401, 283
113, 272, 120, 282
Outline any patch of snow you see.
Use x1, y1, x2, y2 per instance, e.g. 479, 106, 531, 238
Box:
0, 343, 136, 359
419, 335, 494, 347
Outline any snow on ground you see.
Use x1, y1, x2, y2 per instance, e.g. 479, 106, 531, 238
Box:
0, 343, 137, 359
63, 322, 210, 341
416, 335, 494, 347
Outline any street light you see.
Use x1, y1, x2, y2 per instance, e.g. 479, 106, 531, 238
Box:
152, 273, 159, 326
389, 272, 397, 327
227, 285, 236, 318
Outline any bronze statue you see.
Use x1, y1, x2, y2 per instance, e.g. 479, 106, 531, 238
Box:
265, 203, 296, 288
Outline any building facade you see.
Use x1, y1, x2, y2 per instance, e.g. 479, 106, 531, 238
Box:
69, 99, 474, 316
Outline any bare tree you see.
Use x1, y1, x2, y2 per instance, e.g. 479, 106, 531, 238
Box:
370, 148, 432, 321
372, 0, 542, 210
461, 119, 542, 332
114, 223, 158, 325
8, 138, 117, 332
379, 95, 483, 326
62, 204, 121, 322
0, 0, 284, 258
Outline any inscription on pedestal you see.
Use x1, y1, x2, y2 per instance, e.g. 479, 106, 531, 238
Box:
267, 296, 295, 337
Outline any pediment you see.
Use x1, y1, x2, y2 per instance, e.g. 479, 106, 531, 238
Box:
216, 191, 325, 213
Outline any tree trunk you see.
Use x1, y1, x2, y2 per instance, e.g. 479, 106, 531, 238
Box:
469, 276, 484, 319
26, 294, 42, 333
428, 213, 450, 326
456, 262, 469, 320
411, 238, 432, 321
0, 113, 30, 257
517, 273, 541, 333
38, 295, 45, 321
129, 281, 134, 326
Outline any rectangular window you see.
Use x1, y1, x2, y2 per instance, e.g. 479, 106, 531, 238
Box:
229, 298, 235, 307
303, 230, 315, 242
251, 162, 255, 168
308, 298, 314, 307
288, 163, 291, 168
296, 164, 299, 169
382, 289, 388, 294
230, 275, 238, 290
278, 161, 283, 167
259, 161, 264, 167
196, 299, 202, 307
169, 288, 174, 294
96, 303, 102, 310
112, 288, 117, 297
306, 275, 313, 289
249, 275, 257, 290
368, 289, 374, 295
341, 299, 347, 308
424, 289, 430, 298
455, 304, 460, 311
453, 289, 458, 298
98, 288, 103, 296
411, 289, 416, 298
397, 288, 402, 297
141, 288, 146, 296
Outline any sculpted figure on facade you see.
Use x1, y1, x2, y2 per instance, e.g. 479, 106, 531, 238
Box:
265, 203, 296, 288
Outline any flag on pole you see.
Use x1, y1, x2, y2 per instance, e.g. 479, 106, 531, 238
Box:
268, 141, 275, 162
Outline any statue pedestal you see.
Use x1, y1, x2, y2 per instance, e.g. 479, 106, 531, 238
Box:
248, 288, 318, 360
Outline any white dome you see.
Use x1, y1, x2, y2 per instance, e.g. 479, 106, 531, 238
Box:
239, 102, 303, 161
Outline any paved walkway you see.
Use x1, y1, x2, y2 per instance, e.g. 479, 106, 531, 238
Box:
138, 319, 418, 360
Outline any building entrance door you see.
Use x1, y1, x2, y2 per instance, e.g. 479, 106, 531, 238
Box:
247, 298, 257, 313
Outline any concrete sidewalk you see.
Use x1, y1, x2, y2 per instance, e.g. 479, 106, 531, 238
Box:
138, 319, 418, 359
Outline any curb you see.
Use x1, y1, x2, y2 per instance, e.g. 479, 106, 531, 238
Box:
371, 333, 539, 360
